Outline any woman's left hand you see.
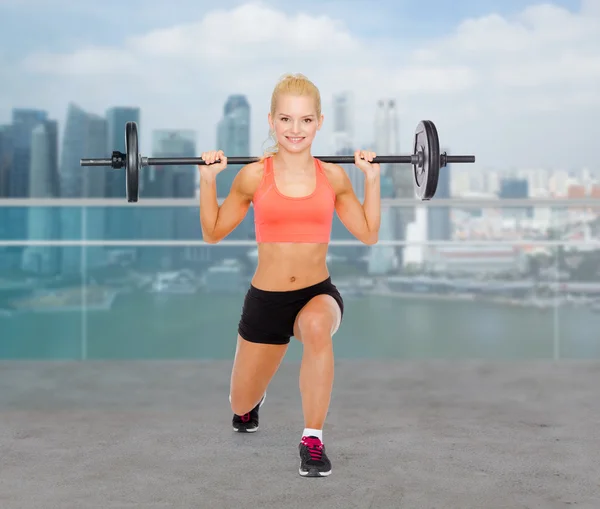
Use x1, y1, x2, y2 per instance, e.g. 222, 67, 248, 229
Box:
354, 149, 380, 177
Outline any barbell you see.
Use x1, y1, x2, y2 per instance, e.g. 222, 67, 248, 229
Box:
80, 120, 475, 202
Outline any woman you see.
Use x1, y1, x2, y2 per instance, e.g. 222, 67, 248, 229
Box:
199, 73, 381, 478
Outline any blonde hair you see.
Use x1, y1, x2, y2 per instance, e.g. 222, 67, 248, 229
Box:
260, 73, 322, 160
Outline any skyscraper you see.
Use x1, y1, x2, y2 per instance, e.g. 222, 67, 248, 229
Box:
332, 91, 354, 150
374, 99, 415, 268
427, 152, 452, 242
374, 99, 399, 162
105, 107, 140, 242
329, 91, 367, 261
10, 109, 48, 198
0, 125, 12, 199
212, 94, 254, 261
60, 103, 108, 274
138, 129, 197, 270
331, 91, 364, 199
216, 95, 250, 198
22, 120, 61, 275
0, 125, 13, 271
105, 107, 140, 199
368, 100, 401, 274
9, 109, 48, 247
499, 177, 531, 219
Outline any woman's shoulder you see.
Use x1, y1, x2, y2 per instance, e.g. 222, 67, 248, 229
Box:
317, 159, 346, 191
235, 159, 266, 196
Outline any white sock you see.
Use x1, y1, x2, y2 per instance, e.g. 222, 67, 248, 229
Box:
302, 428, 323, 442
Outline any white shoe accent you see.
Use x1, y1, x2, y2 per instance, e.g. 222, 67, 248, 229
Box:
299, 468, 331, 477
233, 423, 258, 433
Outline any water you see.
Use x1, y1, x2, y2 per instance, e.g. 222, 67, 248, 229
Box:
1, 290, 598, 360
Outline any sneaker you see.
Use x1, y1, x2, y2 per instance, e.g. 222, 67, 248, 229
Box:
298, 436, 332, 477
232, 394, 265, 433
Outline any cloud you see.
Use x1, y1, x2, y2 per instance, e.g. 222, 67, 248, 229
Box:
11, 1, 600, 171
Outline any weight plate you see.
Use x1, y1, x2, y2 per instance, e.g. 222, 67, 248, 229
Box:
125, 121, 140, 203
412, 120, 440, 200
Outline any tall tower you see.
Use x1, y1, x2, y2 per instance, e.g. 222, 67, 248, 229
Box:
331, 91, 354, 151
213, 94, 253, 261
105, 107, 140, 242
60, 102, 108, 274
331, 91, 364, 199
427, 151, 452, 241
368, 99, 403, 274
138, 129, 197, 270
8, 109, 48, 252
22, 120, 61, 275
216, 95, 250, 198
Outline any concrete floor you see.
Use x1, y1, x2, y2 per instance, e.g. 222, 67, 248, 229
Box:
1, 360, 599, 509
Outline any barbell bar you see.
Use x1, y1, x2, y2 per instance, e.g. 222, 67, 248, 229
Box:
80, 120, 475, 203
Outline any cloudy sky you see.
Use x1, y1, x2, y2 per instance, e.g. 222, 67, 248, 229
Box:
0, 0, 598, 172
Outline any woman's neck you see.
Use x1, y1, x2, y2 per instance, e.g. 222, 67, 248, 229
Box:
272, 149, 313, 171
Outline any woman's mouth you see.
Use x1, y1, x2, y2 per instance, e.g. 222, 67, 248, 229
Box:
286, 137, 305, 144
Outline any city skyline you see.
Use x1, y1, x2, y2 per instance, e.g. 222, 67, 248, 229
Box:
1, 0, 598, 171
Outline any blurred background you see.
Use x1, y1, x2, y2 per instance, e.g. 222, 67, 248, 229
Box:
1, 0, 599, 361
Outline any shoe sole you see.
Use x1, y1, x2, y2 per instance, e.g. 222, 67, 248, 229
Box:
232, 393, 266, 433
299, 468, 332, 477
233, 425, 258, 433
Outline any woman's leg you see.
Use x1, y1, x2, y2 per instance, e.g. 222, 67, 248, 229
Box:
229, 334, 288, 417
293, 294, 341, 431
293, 294, 342, 477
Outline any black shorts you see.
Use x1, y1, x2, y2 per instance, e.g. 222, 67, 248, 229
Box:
238, 277, 344, 345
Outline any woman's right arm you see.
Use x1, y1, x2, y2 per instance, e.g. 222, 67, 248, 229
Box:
199, 161, 262, 244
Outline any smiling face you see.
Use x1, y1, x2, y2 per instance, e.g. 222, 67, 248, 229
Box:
268, 94, 324, 153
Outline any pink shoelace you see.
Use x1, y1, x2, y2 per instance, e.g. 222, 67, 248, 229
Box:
301, 436, 323, 461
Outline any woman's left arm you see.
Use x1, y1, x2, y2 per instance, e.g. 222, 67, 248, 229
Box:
328, 150, 381, 245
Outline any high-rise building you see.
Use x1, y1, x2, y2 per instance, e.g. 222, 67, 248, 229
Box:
374, 99, 399, 163
0, 125, 12, 198
60, 103, 108, 273
332, 91, 354, 139
331, 91, 364, 199
499, 178, 531, 219
10, 109, 48, 198
8, 109, 48, 248
328, 92, 368, 262
210, 94, 254, 265
105, 107, 140, 199
0, 125, 14, 271
216, 95, 250, 198
427, 153, 452, 241
22, 120, 61, 275
138, 129, 197, 270
105, 107, 140, 242
368, 99, 403, 274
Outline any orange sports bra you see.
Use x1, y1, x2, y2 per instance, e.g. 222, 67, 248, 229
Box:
253, 156, 335, 243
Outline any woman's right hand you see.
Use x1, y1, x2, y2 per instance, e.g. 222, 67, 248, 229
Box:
199, 150, 227, 178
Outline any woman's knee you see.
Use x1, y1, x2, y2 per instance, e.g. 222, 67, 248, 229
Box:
230, 390, 264, 416
296, 309, 336, 349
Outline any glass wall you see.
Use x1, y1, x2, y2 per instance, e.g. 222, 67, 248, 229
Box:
1, 200, 599, 361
